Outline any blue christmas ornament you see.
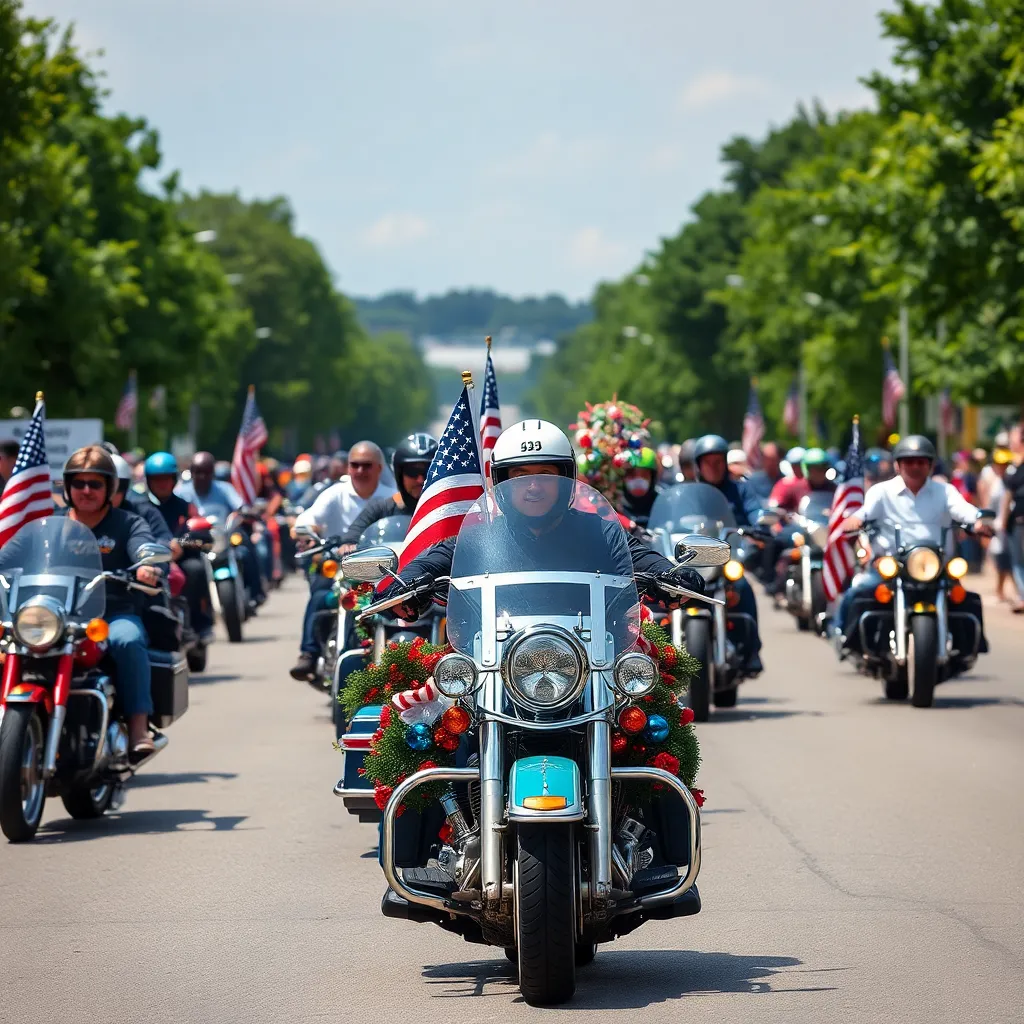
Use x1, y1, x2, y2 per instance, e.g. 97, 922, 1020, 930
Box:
628, 436, 643, 449
643, 714, 670, 743
405, 722, 434, 751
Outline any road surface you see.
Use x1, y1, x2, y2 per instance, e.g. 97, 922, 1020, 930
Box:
1, 579, 1021, 1022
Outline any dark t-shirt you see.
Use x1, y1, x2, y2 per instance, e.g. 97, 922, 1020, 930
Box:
1005, 464, 1024, 524
125, 492, 173, 543
153, 493, 194, 537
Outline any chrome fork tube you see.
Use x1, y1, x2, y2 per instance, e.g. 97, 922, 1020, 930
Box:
587, 719, 612, 901
714, 599, 727, 667
41, 705, 67, 778
373, 622, 385, 664
936, 589, 949, 664
479, 720, 504, 901
894, 579, 907, 665
801, 548, 813, 615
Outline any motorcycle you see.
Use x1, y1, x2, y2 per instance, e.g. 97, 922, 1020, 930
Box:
779, 491, 832, 634
0, 518, 188, 841
840, 513, 993, 707
199, 513, 248, 643
341, 478, 727, 1005
177, 520, 217, 672
647, 483, 769, 721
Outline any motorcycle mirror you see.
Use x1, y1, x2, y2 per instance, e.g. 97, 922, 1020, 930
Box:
132, 543, 172, 567
341, 545, 399, 582
674, 535, 731, 567
294, 524, 319, 540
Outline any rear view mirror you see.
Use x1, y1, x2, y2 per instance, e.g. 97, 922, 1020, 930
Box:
133, 543, 172, 567
674, 535, 731, 567
342, 545, 399, 582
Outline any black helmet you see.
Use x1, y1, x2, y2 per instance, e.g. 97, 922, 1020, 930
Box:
693, 434, 729, 461
678, 438, 697, 466
892, 435, 936, 462
393, 432, 438, 510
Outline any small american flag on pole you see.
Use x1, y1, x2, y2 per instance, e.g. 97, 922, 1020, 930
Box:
881, 343, 906, 429
230, 385, 269, 505
782, 378, 800, 435
479, 339, 502, 475
741, 382, 765, 469
397, 384, 485, 573
822, 416, 865, 602
114, 371, 138, 431
0, 395, 55, 548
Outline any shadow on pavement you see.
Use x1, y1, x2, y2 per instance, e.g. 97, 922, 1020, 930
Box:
423, 950, 836, 1005
189, 673, 241, 686
128, 771, 238, 789
37, 808, 250, 842
703, 707, 822, 723
932, 695, 1024, 709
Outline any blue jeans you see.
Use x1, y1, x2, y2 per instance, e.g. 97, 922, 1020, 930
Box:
837, 569, 882, 638
108, 614, 153, 716
300, 573, 334, 655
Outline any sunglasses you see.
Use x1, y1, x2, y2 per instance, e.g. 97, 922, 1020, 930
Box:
402, 466, 428, 479
69, 478, 106, 492
349, 461, 376, 470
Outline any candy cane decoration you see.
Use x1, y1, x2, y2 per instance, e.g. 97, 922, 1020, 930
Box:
392, 679, 439, 711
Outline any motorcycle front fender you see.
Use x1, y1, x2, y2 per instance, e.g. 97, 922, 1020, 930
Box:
507, 755, 584, 823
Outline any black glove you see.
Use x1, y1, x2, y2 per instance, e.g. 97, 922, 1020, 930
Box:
650, 568, 705, 606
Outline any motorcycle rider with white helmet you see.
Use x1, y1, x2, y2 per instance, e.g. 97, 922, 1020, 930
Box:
381, 420, 703, 620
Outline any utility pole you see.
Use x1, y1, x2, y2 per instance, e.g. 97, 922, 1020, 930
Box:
898, 305, 910, 437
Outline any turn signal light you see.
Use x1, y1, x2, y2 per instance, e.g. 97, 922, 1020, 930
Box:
874, 584, 893, 604
947, 557, 968, 580
523, 795, 568, 811
950, 584, 967, 604
229, 532, 245, 546
85, 618, 109, 642
876, 556, 899, 579
789, 547, 802, 562
321, 559, 339, 579
723, 559, 744, 581
726, 589, 741, 609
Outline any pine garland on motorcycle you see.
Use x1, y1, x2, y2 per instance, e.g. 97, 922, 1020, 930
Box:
571, 398, 653, 509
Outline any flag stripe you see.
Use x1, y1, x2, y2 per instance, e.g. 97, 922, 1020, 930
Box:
230, 390, 267, 505
821, 418, 864, 602
0, 399, 55, 548
478, 351, 502, 470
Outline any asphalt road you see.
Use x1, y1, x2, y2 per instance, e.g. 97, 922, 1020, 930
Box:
1, 578, 1022, 1023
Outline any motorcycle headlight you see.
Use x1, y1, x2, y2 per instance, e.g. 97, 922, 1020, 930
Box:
947, 556, 968, 580
876, 555, 899, 579
723, 559, 744, 582
13, 599, 65, 650
613, 652, 657, 697
433, 653, 478, 699
503, 629, 585, 711
906, 546, 941, 582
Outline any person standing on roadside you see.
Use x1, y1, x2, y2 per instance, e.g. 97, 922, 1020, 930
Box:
998, 421, 1024, 613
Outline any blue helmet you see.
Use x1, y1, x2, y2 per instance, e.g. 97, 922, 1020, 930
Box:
144, 451, 178, 477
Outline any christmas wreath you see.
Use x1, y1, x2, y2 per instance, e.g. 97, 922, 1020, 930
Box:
571, 397, 652, 509
339, 621, 705, 816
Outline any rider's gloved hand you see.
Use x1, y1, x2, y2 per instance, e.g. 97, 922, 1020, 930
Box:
651, 568, 705, 608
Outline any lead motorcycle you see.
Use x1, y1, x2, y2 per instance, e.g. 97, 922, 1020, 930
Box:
342, 479, 727, 1005
0, 518, 189, 841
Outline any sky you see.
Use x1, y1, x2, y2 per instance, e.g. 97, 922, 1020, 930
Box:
25, 0, 895, 301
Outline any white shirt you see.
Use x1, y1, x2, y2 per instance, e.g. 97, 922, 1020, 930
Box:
295, 478, 393, 538
860, 475, 981, 553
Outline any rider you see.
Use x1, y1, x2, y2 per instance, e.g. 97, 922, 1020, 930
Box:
833, 435, 993, 646
769, 446, 815, 512
620, 446, 662, 528
382, 421, 702, 621
58, 446, 162, 758
692, 433, 765, 674
289, 440, 393, 681
109, 452, 173, 543
340, 433, 438, 549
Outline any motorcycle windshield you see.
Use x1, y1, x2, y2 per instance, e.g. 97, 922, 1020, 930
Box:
357, 515, 411, 555
447, 479, 640, 663
798, 491, 833, 523
648, 483, 737, 537
0, 516, 104, 620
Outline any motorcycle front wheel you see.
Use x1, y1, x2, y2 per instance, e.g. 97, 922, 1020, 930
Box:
217, 579, 244, 643
684, 618, 712, 723
0, 704, 47, 842
909, 616, 939, 708
515, 824, 576, 1006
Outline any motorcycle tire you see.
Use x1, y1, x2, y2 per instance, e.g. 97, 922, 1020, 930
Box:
218, 579, 244, 643
683, 618, 712, 723
0, 704, 47, 842
187, 645, 208, 673
713, 687, 738, 708
810, 569, 826, 623
515, 824, 576, 1006
796, 615, 811, 632
61, 781, 114, 820
575, 942, 597, 966
909, 616, 939, 708
884, 675, 909, 701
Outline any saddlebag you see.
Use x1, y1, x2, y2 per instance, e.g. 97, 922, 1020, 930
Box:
149, 649, 189, 728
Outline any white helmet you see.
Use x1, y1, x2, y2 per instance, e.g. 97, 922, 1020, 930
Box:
490, 420, 577, 485
110, 453, 132, 483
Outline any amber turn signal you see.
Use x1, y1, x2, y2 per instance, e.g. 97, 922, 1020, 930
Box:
85, 618, 109, 642
874, 584, 893, 604
229, 532, 245, 546
321, 559, 338, 579
949, 584, 967, 604
523, 795, 568, 811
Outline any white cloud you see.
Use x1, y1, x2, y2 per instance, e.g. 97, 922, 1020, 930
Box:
489, 131, 608, 179
677, 71, 771, 111
567, 227, 627, 272
362, 212, 430, 248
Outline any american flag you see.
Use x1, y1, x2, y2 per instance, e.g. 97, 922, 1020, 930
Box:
881, 346, 906, 429
782, 379, 800, 435
398, 386, 485, 572
479, 346, 502, 475
741, 383, 764, 469
822, 417, 864, 602
114, 372, 138, 431
0, 397, 55, 548
230, 386, 268, 505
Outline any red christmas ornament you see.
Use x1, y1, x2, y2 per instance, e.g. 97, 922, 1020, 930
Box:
438, 822, 455, 844
690, 788, 706, 808
373, 784, 393, 810
417, 759, 438, 772
618, 706, 648, 735
611, 732, 628, 755
441, 705, 471, 735
649, 752, 680, 776
661, 646, 677, 668
434, 727, 460, 752
679, 706, 695, 726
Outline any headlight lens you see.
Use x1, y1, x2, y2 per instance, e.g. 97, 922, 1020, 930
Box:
613, 652, 657, 697
947, 556, 968, 580
433, 653, 478, 699
505, 631, 583, 710
13, 602, 64, 649
906, 547, 941, 582
876, 555, 899, 579
723, 559, 744, 581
